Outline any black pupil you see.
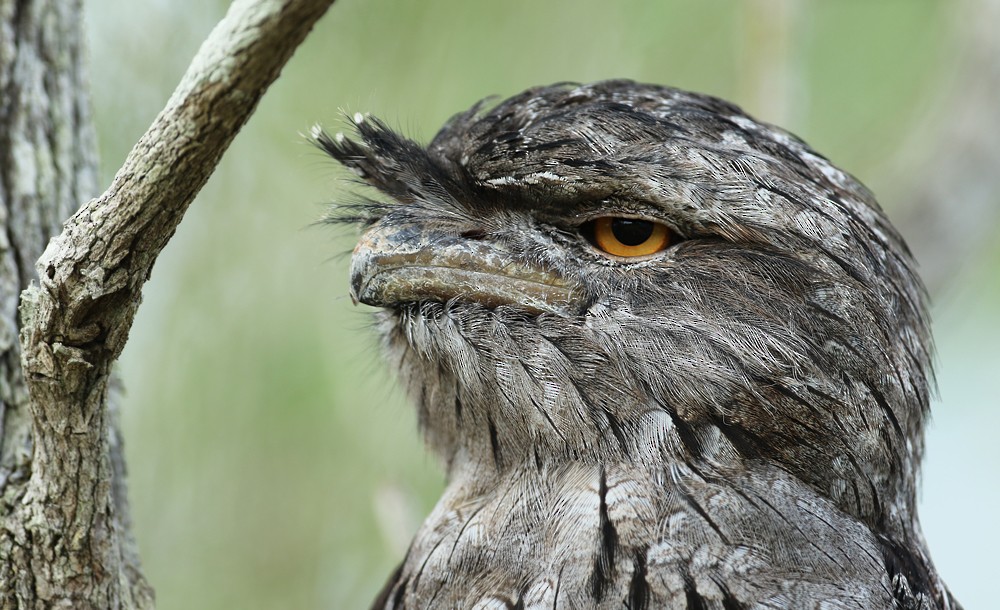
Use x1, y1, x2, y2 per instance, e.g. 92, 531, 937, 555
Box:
610, 219, 654, 246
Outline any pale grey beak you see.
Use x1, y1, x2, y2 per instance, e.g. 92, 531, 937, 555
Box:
350, 222, 580, 315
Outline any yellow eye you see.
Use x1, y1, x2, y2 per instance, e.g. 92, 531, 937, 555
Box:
588, 217, 673, 258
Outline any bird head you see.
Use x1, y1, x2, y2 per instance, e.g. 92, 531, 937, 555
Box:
315, 80, 932, 542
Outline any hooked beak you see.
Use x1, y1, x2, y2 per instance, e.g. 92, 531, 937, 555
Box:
350, 223, 579, 315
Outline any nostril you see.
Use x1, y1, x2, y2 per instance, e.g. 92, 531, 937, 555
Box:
460, 228, 487, 240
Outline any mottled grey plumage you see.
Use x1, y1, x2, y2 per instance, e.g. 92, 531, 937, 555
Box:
315, 80, 959, 609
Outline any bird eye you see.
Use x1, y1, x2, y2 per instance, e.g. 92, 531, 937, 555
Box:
585, 217, 673, 258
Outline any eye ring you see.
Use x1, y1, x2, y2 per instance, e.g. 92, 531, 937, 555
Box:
584, 217, 674, 258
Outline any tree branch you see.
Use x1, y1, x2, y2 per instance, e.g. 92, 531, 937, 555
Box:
9, 0, 334, 606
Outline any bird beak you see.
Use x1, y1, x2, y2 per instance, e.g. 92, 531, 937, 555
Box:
350, 222, 579, 315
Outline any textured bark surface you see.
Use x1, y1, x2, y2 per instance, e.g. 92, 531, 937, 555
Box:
1, 0, 333, 607
0, 0, 137, 606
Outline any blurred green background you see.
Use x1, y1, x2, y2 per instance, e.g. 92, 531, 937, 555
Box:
83, 1, 998, 608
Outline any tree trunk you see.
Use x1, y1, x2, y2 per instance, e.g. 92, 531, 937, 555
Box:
0, 0, 333, 606
0, 0, 151, 607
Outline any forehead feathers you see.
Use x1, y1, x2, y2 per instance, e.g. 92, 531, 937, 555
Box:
323, 81, 922, 308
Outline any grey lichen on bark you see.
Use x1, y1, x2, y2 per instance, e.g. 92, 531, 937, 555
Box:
1, 0, 334, 607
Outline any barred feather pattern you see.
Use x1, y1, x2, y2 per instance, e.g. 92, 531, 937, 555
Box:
315, 80, 960, 609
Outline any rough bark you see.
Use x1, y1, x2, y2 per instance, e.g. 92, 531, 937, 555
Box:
1, 0, 334, 607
